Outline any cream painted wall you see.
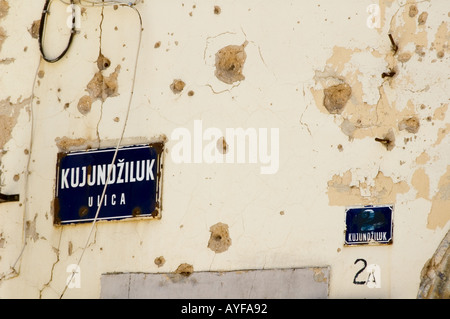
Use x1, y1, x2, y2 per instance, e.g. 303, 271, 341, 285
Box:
0, 0, 448, 298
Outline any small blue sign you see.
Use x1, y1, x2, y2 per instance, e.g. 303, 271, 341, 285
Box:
54, 143, 163, 225
345, 205, 393, 245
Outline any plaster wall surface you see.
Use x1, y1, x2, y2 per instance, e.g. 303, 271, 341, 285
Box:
0, 0, 448, 299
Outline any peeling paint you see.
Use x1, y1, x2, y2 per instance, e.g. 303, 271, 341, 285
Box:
55, 137, 93, 152
154, 256, 165, 267
170, 79, 185, 94
412, 168, 430, 200
77, 95, 92, 115
398, 116, 420, 134
0, 26, 6, 52
323, 83, 352, 114
0, 96, 32, 150
86, 65, 121, 103
0, 1, 9, 19
428, 166, 450, 230
327, 170, 409, 206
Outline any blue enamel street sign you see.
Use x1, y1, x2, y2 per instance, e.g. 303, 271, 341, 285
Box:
345, 205, 393, 246
54, 143, 163, 225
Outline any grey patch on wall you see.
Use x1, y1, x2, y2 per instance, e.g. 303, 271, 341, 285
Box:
417, 230, 450, 299
100, 267, 330, 299
215, 41, 248, 84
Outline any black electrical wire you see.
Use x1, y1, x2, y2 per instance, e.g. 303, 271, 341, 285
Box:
39, 0, 76, 63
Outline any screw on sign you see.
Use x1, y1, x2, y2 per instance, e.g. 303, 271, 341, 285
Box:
66, 264, 81, 289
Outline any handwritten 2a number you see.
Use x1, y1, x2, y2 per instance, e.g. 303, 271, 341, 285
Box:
353, 259, 381, 288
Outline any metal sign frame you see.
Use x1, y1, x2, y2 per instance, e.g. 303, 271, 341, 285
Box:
344, 205, 393, 246
54, 143, 164, 225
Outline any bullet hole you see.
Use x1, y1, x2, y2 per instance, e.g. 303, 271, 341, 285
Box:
216, 136, 228, 154
0, 1, 9, 19
418, 12, 428, 25
37, 70, 45, 78
132, 207, 141, 217
398, 52, 412, 63
78, 206, 89, 217
187, 90, 194, 96
113, 117, 120, 122
170, 79, 185, 94
375, 129, 395, 151
113, 4, 118, 10
25, 215, 38, 242
175, 263, 194, 277
96, 52, 111, 71
280, 210, 285, 215
409, 5, 418, 17
86, 65, 121, 102
323, 83, 352, 114
24, 149, 29, 155
214, 6, 221, 15
154, 41, 161, 48
29, 20, 40, 39
215, 41, 248, 84
437, 51, 444, 59
337, 144, 343, 152
415, 45, 426, 57
64, 103, 70, 109
399, 116, 420, 134
154, 256, 165, 267
208, 222, 232, 253
13, 174, 19, 181
77, 95, 92, 115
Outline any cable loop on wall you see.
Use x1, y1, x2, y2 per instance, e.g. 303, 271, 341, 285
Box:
39, 0, 76, 63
